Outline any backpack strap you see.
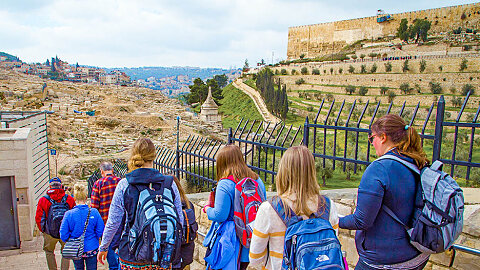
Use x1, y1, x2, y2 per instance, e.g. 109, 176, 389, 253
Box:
430, 160, 443, 171
375, 154, 421, 175
80, 207, 91, 240
268, 196, 301, 227
312, 195, 330, 220
44, 194, 55, 204
381, 205, 409, 230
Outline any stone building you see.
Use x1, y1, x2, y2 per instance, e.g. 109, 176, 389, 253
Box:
200, 87, 220, 124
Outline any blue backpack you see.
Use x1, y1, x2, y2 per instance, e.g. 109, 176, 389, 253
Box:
269, 195, 345, 270
44, 195, 69, 239
127, 176, 181, 268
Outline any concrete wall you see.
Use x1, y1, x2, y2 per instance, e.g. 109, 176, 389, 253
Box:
187, 188, 480, 270
0, 128, 36, 243
287, 3, 480, 59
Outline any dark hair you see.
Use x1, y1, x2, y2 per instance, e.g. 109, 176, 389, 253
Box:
216, 144, 258, 181
371, 114, 429, 169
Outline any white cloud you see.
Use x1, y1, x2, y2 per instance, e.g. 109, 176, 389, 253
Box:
0, 0, 477, 68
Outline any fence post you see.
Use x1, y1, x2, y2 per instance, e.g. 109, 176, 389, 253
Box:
432, 96, 445, 162
303, 116, 309, 147
175, 116, 180, 179
228, 127, 233, 144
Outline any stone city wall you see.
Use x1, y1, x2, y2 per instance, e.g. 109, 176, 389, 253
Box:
287, 3, 480, 59
187, 188, 480, 269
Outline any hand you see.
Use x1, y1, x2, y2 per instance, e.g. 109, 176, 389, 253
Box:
203, 205, 211, 213
97, 250, 108, 265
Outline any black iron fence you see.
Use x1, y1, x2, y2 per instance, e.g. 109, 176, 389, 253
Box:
154, 93, 480, 188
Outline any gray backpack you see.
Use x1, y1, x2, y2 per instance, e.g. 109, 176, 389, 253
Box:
376, 155, 464, 254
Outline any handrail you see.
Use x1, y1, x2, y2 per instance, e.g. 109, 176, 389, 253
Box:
451, 244, 480, 256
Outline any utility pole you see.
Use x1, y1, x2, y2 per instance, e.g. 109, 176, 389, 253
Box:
272, 51, 274, 65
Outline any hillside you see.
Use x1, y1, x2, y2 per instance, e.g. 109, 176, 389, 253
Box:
107, 66, 239, 81
0, 52, 20, 62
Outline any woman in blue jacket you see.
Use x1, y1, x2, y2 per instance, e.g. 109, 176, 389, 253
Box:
339, 114, 429, 270
60, 184, 104, 270
204, 144, 266, 270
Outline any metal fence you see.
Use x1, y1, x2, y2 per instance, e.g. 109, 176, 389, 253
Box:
1, 111, 50, 201
154, 93, 480, 188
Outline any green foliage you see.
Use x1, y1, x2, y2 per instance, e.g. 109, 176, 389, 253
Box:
402, 60, 409, 72
295, 78, 305, 85
399, 83, 411, 94
280, 68, 288, 75
398, 19, 409, 41
387, 91, 396, 103
462, 84, 475, 96
213, 74, 228, 88
429, 81, 442, 94
312, 68, 320, 75
460, 58, 468, 72
255, 68, 289, 120
411, 19, 431, 42
338, 68, 343, 74
330, 67, 334, 74
326, 93, 334, 102
358, 86, 368, 96
291, 69, 297, 75
370, 63, 377, 73
360, 64, 367, 74
275, 69, 280, 75
450, 87, 457, 94
380, 86, 389, 95
345, 85, 356, 95
243, 59, 250, 72
351, 55, 358, 60
301, 67, 308, 75
360, 54, 365, 59
414, 84, 422, 93
451, 96, 463, 108
300, 53, 305, 59
348, 65, 355, 73
185, 77, 223, 105
385, 62, 392, 72
368, 53, 377, 59
419, 60, 427, 73
438, 65, 443, 72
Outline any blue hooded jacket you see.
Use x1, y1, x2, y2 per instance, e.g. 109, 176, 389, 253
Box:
203, 220, 240, 270
60, 205, 104, 253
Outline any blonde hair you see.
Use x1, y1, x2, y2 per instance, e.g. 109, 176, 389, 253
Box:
216, 144, 258, 181
276, 146, 322, 217
128, 138, 156, 172
74, 183, 87, 201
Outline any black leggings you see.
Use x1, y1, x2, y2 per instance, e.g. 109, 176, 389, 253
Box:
239, 262, 249, 270
354, 259, 428, 270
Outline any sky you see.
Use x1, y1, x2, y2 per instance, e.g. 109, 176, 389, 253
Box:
0, 0, 478, 69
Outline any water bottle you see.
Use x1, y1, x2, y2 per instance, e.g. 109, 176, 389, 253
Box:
160, 239, 175, 268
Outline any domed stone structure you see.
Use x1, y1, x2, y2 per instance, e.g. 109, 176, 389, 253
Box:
200, 86, 220, 124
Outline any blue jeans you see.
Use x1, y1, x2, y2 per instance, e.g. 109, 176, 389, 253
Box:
107, 246, 119, 270
73, 256, 97, 270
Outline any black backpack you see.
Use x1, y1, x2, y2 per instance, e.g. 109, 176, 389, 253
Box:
178, 201, 197, 268
45, 195, 69, 239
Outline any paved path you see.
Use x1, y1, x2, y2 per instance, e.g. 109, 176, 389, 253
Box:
232, 78, 281, 125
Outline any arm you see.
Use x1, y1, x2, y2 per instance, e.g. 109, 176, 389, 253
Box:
171, 181, 184, 227
339, 162, 387, 230
257, 177, 267, 200
59, 211, 71, 242
99, 179, 127, 251
249, 202, 271, 266
90, 181, 100, 210
35, 198, 46, 232
206, 180, 233, 222
329, 200, 339, 235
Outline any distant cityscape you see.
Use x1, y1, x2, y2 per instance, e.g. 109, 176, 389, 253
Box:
0, 52, 241, 97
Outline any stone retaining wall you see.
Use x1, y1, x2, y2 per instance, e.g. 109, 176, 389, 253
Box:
186, 188, 480, 270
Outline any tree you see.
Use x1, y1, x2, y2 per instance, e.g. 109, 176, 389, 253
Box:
388, 91, 396, 103
429, 81, 442, 94
330, 67, 334, 74
281, 69, 288, 75
351, 55, 358, 60
438, 65, 443, 72
370, 63, 377, 73
301, 67, 308, 75
385, 62, 392, 72
399, 83, 411, 94
345, 85, 356, 95
360, 54, 366, 60
359, 86, 368, 96
300, 53, 305, 59
295, 78, 305, 85
260, 59, 265, 65
402, 60, 409, 72
460, 58, 468, 72
414, 83, 422, 93
368, 53, 377, 59
213, 74, 228, 88
46, 59, 50, 66
462, 84, 475, 96
410, 19, 431, 43
348, 65, 355, 73
291, 69, 297, 75
419, 60, 427, 73
398, 19, 409, 42
380, 86, 389, 95
339, 68, 343, 74
243, 59, 250, 72
186, 78, 207, 104
360, 64, 367, 74
452, 96, 463, 108
312, 68, 320, 75
206, 79, 223, 101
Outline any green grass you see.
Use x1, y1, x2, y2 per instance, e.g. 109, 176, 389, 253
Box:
219, 84, 263, 129
244, 79, 257, 89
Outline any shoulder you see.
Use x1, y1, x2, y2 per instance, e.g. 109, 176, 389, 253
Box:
90, 208, 101, 216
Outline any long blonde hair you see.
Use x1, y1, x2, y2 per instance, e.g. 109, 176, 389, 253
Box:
215, 144, 258, 181
128, 138, 156, 172
276, 146, 322, 217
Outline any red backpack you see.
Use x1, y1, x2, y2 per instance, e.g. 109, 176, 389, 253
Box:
225, 175, 266, 248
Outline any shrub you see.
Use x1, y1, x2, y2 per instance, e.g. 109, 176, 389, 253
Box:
326, 93, 334, 102
429, 81, 442, 94
307, 106, 314, 112
295, 78, 305, 85
370, 63, 377, 73
399, 83, 411, 94
380, 86, 389, 95
301, 67, 308, 75
348, 65, 355, 73
402, 60, 409, 72
388, 91, 396, 103
385, 62, 392, 72
462, 84, 475, 96
368, 53, 377, 59
452, 96, 463, 108
351, 55, 358, 60
281, 69, 288, 75
414, 83, 422, 93
300, 53, 305, 59
419, 60, 427, 73
438, 65, 443, 72
450, 87, 456, 94
312, 68, 320, 75
330, 67, 334, 74
360, 54, 366, 60
339, 68, 343, 74
359, 86, 368, 96
291, 69, 297, 75
460, 58, 468, 72
345, 85, 356, 95
275, 69, 280, 75
360, 64, 367, 74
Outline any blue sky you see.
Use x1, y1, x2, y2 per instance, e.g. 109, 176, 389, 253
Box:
0, 0, 477, 68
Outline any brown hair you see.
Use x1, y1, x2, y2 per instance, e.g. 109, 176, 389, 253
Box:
371, 114, 429, 169
171, 175, 191, 209
276, 146, 323, 217
215, 144, 258, 181
128, 138, 156, 172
